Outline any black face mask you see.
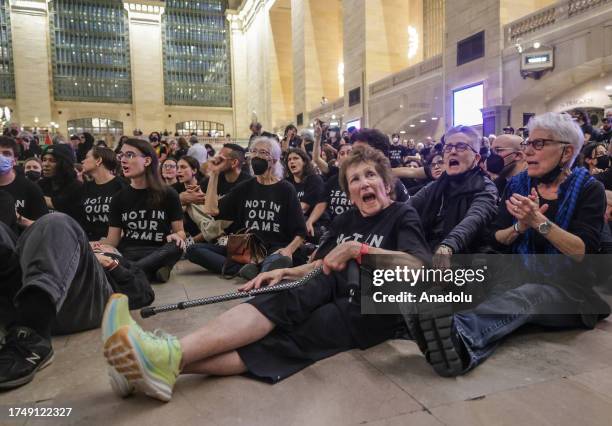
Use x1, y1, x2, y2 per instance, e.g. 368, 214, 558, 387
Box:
486, 152, 518, 176
251, 157, 269, 176
25, 170, 41, 181
536, 147, 566, 185
596, 155, 610, 170
150, 137, 159, 143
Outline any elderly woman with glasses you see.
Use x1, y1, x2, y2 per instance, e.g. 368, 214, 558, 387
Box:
186, 137, 307, 280
409, 125, 498, 268
406, 112, 609, 378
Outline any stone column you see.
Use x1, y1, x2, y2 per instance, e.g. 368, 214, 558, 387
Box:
126, 4, 165, 133
482, 104, 511, 136
10, 0, 53, 128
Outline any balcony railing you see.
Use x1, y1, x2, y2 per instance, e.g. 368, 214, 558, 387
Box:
369, 54, 442, 97
504, 0, 611, 46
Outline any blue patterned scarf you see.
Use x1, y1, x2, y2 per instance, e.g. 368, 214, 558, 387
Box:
507, 167, 592, 275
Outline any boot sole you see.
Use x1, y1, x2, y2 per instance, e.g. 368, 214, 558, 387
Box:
103, 327, 173, 402
418, 303, 464, 377
0, 351, 54, 390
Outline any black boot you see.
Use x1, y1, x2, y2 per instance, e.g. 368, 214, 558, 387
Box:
416, 303, 470, 377
0, 326, 53, 390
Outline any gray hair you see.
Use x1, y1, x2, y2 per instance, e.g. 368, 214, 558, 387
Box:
299, 129, 314, 142
444, 125, 482, 152
527, 112, 583, 168
251, 136, 284, 179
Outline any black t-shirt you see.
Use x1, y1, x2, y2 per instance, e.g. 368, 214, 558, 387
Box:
109, 186, 183, 248
217, 179, 307, 251
1, 174, 48, 221
81, 177, 127, 241
389, 145, 409, 167
324, 174, 409, 220
315, 202, 431, 265
38, 177, 83, 220
289, 174, 326, 217
171, 181, 188, 194
200, 171, 253, 197
492, 178, 605, 254
594, 168, 612, 191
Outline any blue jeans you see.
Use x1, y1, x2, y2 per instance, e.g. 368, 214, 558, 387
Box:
453, 283, 584, 372
186, 243, 292, 276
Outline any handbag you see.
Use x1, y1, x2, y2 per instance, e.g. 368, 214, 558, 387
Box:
225, 228, 267, 265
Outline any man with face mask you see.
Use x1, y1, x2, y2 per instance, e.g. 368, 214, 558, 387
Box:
0, 137, 48, 229
599, 111, 612, 144
409, 125, 498, 267
487, 134, 527, 196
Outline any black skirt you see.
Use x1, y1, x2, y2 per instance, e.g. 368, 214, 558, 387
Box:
237, 270, 406, 383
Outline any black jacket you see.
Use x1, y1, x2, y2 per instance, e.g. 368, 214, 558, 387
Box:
409, 168, 498, 253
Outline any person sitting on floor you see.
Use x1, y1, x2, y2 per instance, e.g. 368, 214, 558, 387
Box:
0, 203, 152, 390
406, 112, 610, 377
409, 125, 498, 267
186, 137, 306, 280
101, 145, 431, 402
105, 138, 185, 283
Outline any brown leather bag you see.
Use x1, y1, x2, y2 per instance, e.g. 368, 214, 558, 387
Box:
225, 228, 267, 265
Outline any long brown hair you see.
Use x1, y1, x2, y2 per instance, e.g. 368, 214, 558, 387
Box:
123, 138, 166, 208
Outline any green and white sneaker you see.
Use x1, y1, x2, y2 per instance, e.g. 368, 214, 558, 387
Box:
102, 294, 136, 342
102, 294, 137, 397
103, 324, 182, 402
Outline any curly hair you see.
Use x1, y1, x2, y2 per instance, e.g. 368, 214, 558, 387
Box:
339, 145, 397, 200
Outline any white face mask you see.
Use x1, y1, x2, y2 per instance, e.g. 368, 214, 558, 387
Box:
328, 132, 336, 138
392, 138, 399, 143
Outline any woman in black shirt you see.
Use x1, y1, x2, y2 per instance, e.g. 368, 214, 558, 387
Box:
80, 146, 126, 241
186, 137, 306, 280
172, 155, 203, 238
161, 157, 178, 186
102, 145, 431, 401
106, 138, 185, 283
38, 144, 83, 220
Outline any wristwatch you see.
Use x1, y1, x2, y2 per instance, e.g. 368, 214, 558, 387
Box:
537, 219, 552, 235
513, 222, 525, 234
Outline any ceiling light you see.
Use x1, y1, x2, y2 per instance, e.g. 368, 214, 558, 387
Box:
400, 104, 403, 108
533, 42, 541, 49
431, 117, 438, 120
606, 85, 612, 91
420, 119, 427, 123
409, 124, 416, 128
399, 130, 406, 134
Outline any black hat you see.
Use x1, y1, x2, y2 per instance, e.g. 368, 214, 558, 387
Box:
44, 143, 76, 164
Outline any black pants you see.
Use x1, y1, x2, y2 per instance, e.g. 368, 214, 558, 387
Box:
237, 270, 406, 383
0, 214, 113, 335
119, 243, 183, 281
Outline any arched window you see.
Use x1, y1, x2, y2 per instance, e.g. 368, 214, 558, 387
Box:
176, 120, 224, 136
67, 118, 124, 138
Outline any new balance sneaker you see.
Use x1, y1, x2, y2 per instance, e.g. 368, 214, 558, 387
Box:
0, 326, 53, 390
103, 324, 182, 402
101, 293, 137, 397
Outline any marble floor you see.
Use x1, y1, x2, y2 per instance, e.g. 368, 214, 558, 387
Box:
1, 261, 612, 425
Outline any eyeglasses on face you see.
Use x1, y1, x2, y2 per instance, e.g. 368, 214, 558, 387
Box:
249, 149, 271, 157
117, 152, 147, 161
520, 139, 571, 151
162, 163, 177, 169
431, 160, 444, 167
442, 142, 477, 154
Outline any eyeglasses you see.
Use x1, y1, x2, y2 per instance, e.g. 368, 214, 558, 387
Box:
249, 149, 271, 157
520, 139, 571, 151
431, 160, 444, 167
162, 164, 177, 169
117, 152, 147, 161
442, 142, 477, 154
